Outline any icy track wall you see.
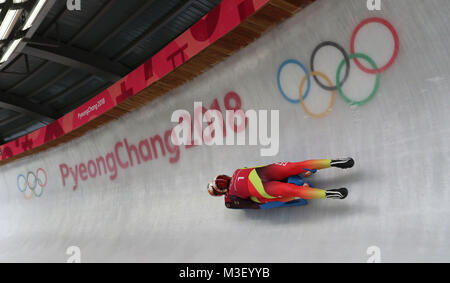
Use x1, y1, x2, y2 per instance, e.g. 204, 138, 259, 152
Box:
1, 0, 449, 262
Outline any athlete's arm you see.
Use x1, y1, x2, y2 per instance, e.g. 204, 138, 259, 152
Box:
303, 168, 317, 178
225, 195, 260, 209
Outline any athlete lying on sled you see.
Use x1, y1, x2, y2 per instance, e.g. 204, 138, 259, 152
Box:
207, 158, 354, 210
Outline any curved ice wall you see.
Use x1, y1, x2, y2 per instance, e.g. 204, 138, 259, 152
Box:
0, 0, 449, 262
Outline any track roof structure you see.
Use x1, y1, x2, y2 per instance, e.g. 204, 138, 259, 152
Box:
0, 0, 222, 143
0, 0, 313, 166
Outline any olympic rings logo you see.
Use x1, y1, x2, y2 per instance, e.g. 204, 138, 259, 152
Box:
277, 17, 399, 118
16, 168, 47, 200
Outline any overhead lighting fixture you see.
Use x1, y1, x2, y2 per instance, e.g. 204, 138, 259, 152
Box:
0, 38, 21, 63
22, 0, 47, 30
0, 8, 22, 40
0, 0, 47, 64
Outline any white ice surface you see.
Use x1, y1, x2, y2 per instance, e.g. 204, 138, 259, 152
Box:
0, 0, 449, 262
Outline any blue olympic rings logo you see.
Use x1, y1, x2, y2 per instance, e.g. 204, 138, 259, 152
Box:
17, 168, 47, 200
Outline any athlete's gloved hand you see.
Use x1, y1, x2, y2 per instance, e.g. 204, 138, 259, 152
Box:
303, 168, 317, 178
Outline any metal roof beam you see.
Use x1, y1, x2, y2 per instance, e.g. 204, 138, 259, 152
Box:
92, 0, 156, 53
0, 91, 56, 124
68, 0, 118, 45
0, 113, 23, 127
113, 0, 196, 62
1, 119, 42, 142
22, 37, 130, 82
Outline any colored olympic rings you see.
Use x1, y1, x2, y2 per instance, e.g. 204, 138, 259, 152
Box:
277, 17, 399, 118
310, 41, 350, 91
299, 71, 335, 119
17, 168, 47, 199
277, 59, 311, 104
337, 53, 380, 106
351, 17, 400, 74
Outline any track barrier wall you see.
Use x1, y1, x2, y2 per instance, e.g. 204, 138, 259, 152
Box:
0, 0, 449, 262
